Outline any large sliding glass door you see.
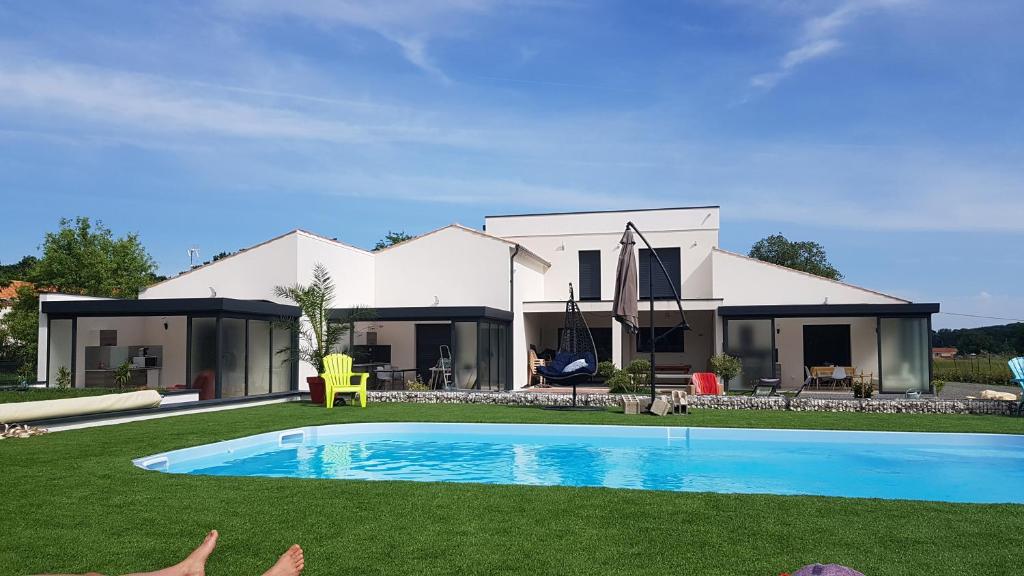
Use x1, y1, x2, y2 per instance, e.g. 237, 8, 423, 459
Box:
724, 318, 775, 390
476, 320, 508, 391
879, 317, 930, 393
188, 316, 296, 399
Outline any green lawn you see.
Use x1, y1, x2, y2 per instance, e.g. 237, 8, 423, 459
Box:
0, 387, 126, 403
3, 403, 1023, 576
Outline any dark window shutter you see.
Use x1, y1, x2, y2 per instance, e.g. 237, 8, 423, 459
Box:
639, 248, 681, 299
578, 250, 601, 300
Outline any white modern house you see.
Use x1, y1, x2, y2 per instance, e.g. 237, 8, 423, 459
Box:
36, 206, 938, 398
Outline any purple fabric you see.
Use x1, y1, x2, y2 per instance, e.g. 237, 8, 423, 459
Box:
792, 564, 865, 576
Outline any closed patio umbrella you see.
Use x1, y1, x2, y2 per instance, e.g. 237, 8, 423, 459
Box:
612, 228, 639, 334
615, 222, 690, 404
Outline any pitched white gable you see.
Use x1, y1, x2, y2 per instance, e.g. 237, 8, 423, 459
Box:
712, 248, 908, 306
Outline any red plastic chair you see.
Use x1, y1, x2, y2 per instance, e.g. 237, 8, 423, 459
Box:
692, 372, 723, 395
190, 370, 216, 401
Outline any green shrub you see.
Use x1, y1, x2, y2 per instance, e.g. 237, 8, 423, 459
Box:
853, 379, 874, 399
55, 366, 71, 390
625, 358, 651, 388
709, 353, 742, 382
596, 361, 618, 380
405, 377, 430, 392
113, 360, 133, 390
605, 371, 634, 394
931, 379, 946, 394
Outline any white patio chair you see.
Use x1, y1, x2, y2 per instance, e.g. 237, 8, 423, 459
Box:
830, 366, 848, 390
375, 364, 395, 390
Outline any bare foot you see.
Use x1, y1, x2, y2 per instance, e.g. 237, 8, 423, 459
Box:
261, 545, 304, 576
167, 530, 218, 576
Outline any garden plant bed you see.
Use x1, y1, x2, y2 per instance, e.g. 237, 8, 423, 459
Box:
2, 403, 1023, 576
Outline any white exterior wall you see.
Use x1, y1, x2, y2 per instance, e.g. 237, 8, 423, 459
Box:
375, 227, 513, 309
486, 208, 719, 302
141, 233, 300, 302
621, 310, 716, 373
712, 249, 907, 306
774, 317, 879, 388
145, 316, 188, 388
511, 256, 546, 389
296, 233, 375, 307
36, 293, 111, 383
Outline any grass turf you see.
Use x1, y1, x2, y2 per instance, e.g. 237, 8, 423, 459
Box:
3, 403, 1023, 576
0, 387, 126, 403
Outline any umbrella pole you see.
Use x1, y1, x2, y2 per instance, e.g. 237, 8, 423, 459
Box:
649, 251, 656, 406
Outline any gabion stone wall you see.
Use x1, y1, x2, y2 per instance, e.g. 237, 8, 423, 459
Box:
788, 397, 1018, 415
366, 390, 622, 407
686, 395, 789, 411
365, 390, 1019, 416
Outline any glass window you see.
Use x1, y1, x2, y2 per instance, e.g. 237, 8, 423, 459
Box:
880, 317, 930, 393
189, 318, 217, 400
724, 318, 774, 390
48, 319, 73, 387
477, 322, 491, 390
453, 322, 478, 390
248, 320, 271, 395
221, 318, 246, 398
638, 247, 681, 300
578, 250, 601, 300
490, 322, 501, 390
636, 327, 684, 353
272, 325, 293, 392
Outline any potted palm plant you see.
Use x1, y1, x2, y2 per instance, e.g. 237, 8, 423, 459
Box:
274, 263, 370, 405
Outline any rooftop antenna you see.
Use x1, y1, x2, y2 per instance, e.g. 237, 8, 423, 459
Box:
187, 246, 200, 269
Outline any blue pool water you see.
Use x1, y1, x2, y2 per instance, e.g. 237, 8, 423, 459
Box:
134, 423, 1024, 503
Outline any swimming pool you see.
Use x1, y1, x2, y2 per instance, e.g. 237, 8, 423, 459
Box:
134, 423, 1024, 503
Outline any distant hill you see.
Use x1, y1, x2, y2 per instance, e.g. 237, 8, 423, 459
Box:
933, 323, 1024, 356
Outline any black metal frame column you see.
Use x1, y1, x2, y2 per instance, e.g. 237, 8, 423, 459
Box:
70, 317, 77, 388
214, 315, 223, 399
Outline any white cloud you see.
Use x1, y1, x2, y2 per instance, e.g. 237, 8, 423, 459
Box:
218, 0, 504, 80
750, 0, 911, 90
0, 61, 492, 147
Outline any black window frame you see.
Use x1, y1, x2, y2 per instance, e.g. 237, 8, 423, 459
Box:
638, 247, 681, 300
577, 250, 602, 301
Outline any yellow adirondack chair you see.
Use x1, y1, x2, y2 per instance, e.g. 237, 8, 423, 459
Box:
321, 354, 368, 408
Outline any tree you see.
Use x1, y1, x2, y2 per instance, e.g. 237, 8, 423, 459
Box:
32, 217, 158, 297
0, 217, 159, 379
0, 284, 42, 373
373, 230, 414, 251
748, 234, 843, 280
0, 255, 39, 286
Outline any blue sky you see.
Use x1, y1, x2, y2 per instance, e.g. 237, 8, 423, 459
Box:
0, 0, 1021, 329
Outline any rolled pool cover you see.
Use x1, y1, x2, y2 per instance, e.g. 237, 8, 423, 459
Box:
0, 390, 162, 424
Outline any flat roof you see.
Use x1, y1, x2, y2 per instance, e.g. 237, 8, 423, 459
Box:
485, 205, 720, 219
42, 298, 300, 318
331, 306, 513, 322
717, 303, 940, 318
